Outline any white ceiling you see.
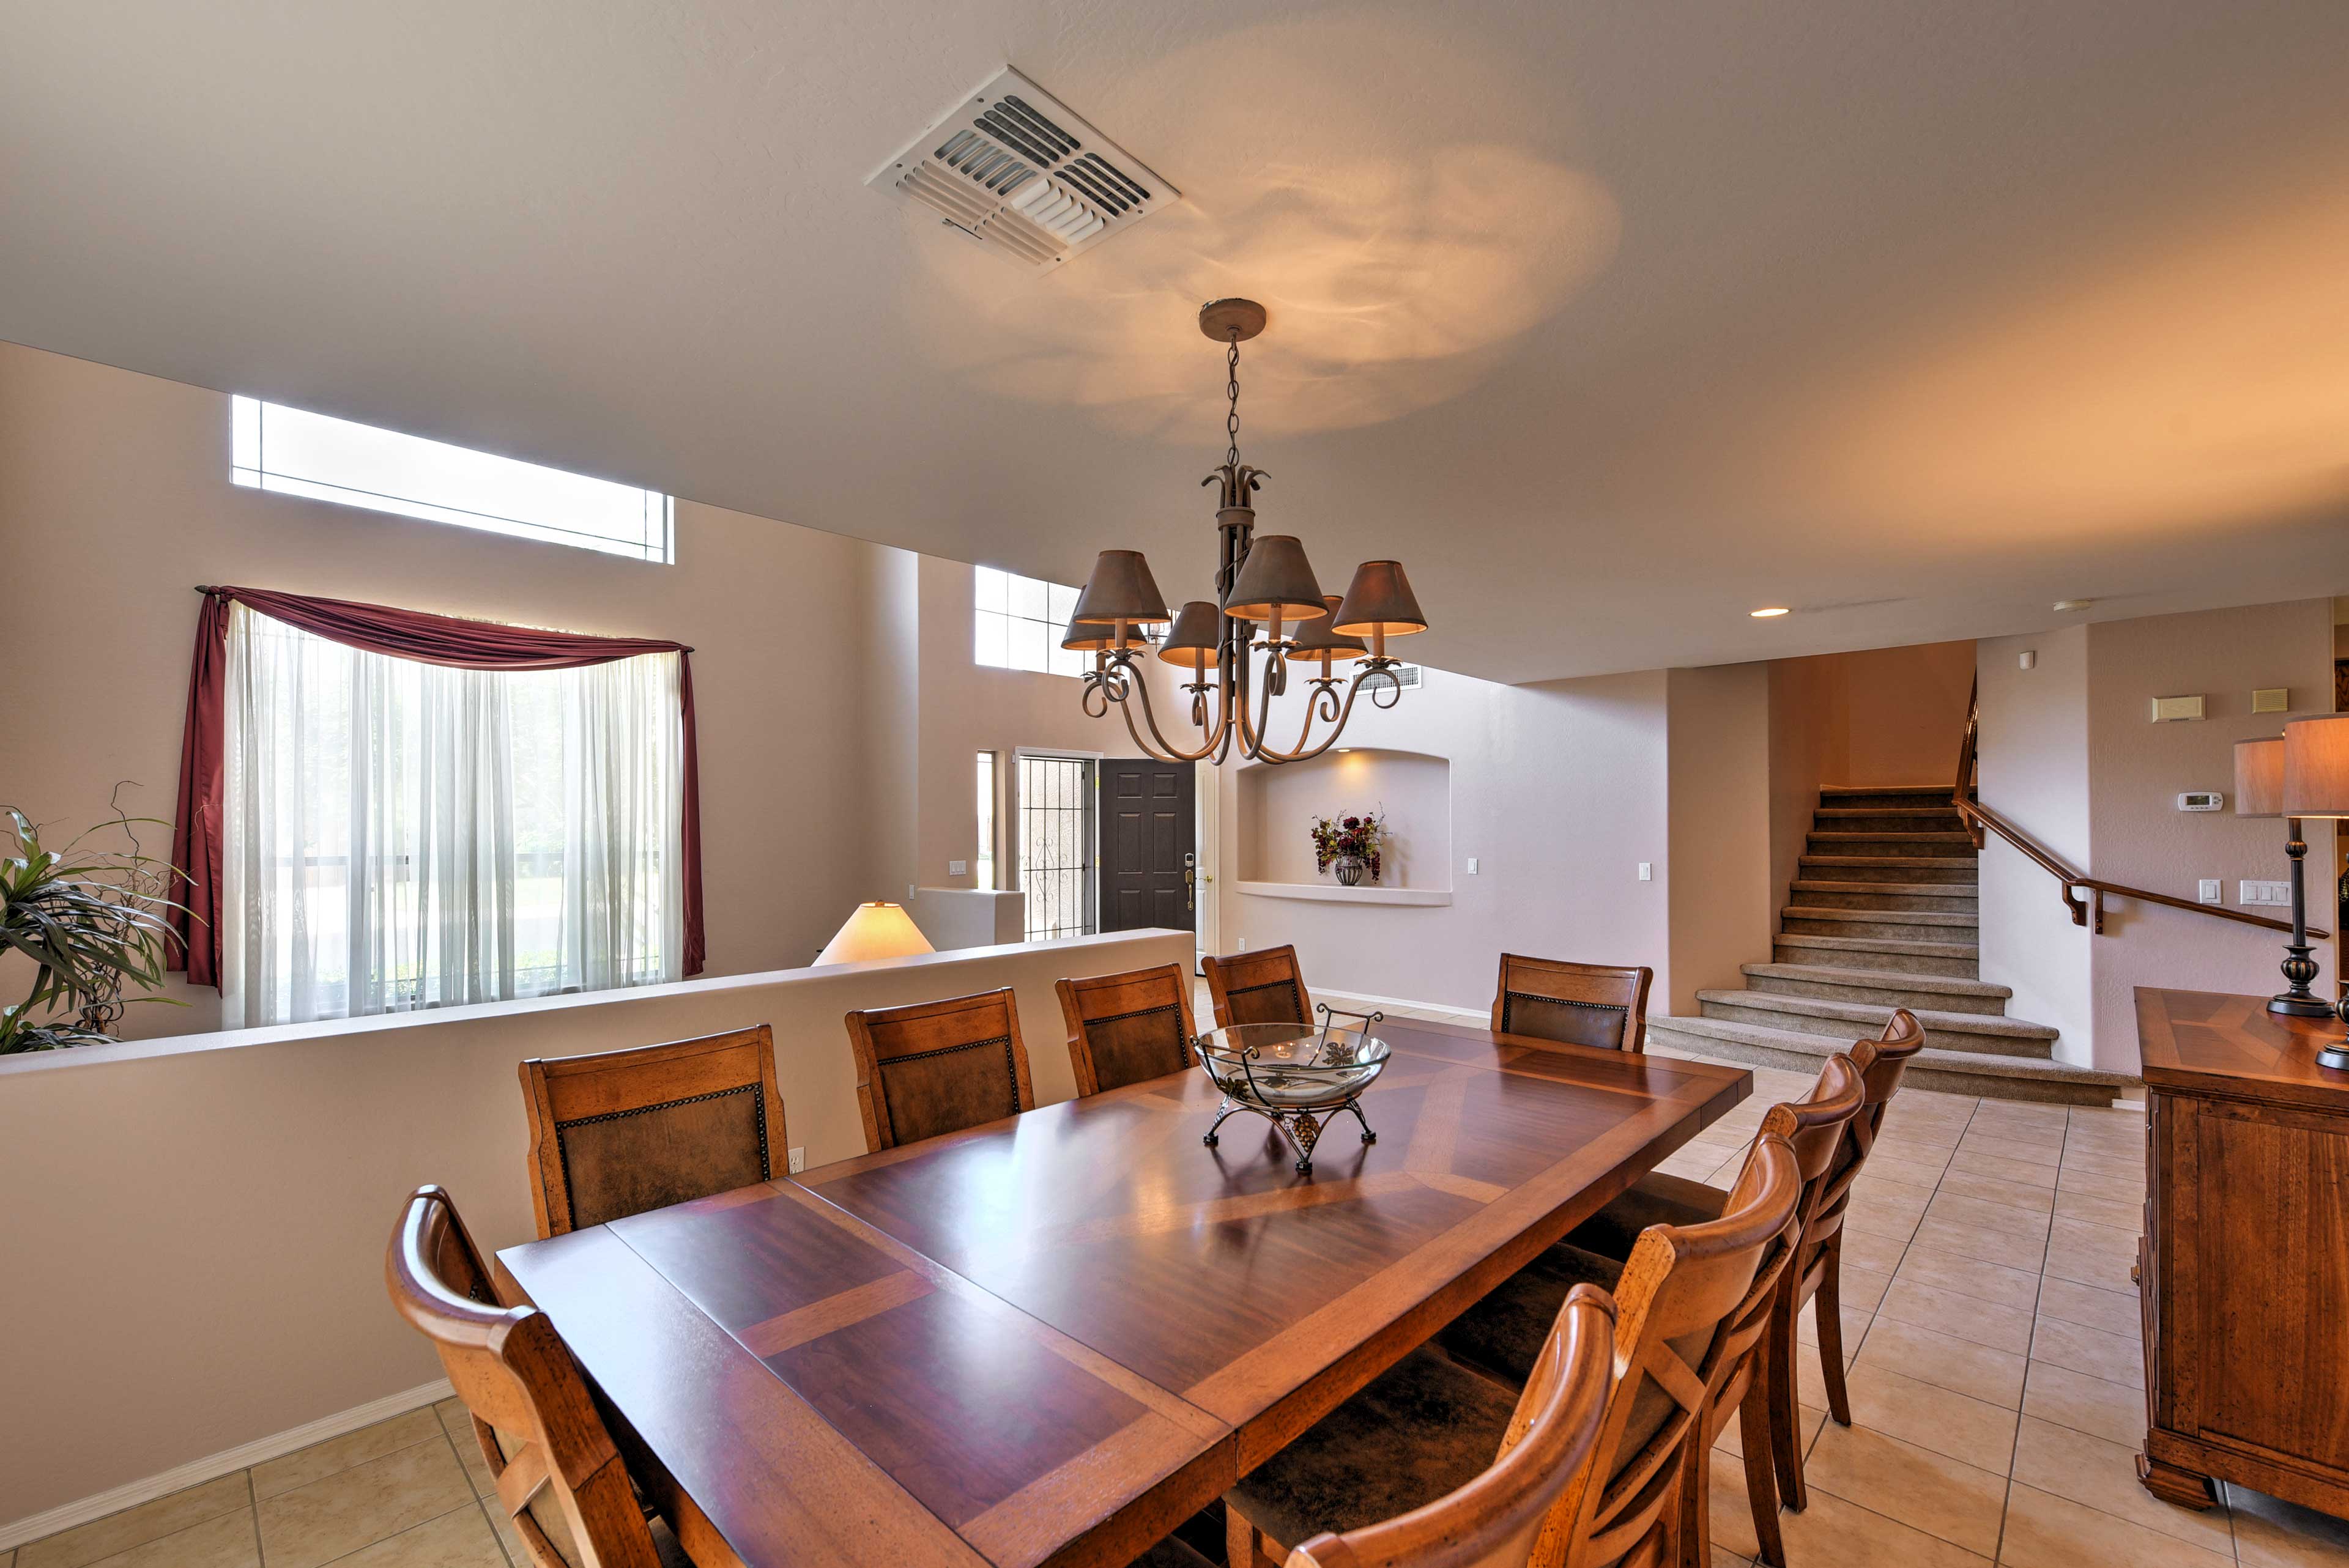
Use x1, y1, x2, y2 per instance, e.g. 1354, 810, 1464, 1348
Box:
4, 1, 2346, 683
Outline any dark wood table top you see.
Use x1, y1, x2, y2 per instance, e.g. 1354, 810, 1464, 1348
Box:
2136, 987, 2349, 1109
495, 1015, 1750, 1568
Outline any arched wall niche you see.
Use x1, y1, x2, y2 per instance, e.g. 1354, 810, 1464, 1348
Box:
1236, 747, 1453, 893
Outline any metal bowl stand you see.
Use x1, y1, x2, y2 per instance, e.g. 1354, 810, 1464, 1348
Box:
1197, 1005, 1384, 1173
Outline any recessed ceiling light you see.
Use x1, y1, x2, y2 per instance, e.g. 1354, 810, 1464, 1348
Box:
1750, 607, 1791, 618
2052, 598, 2095, 612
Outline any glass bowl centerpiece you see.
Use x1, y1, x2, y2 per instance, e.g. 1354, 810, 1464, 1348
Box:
1192, 1007, 1390, 1172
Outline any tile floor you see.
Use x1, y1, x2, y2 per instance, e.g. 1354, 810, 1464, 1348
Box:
20, 989, 2349, 1567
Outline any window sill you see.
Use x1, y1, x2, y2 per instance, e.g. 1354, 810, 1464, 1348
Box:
1234, 880, 1452, 907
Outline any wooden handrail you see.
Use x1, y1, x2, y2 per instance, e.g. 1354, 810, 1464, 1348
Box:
1953, 676, 2328, 939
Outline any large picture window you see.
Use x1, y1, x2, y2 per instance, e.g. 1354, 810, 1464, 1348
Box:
974, 566, 1087, 677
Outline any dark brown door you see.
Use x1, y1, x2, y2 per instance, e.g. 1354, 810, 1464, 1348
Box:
1099, 760, 1196, 933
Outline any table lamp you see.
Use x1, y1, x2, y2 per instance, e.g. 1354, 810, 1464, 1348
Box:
2281, 714, 2349, 1068
2234, 735, 2332, 1018
815, 901, 934, 966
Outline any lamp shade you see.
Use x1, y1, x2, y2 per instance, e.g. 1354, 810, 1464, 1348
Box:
1071, 550, 1170, 627
1331, 560, 1428, 638
1062, 612, 1151, 654
2283, 714, 2349, 818
2233, 736, 2286, 818
1156, 599, 1223, 668
815, 902, 935, 966
1222, 536, 1328, 622
1286, 595, 1368, 664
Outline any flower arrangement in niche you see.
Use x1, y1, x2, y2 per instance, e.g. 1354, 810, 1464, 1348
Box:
1310, 809, 1387, 887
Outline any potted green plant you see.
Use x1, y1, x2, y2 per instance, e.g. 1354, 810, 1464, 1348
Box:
1310, 810, 1388, 887
1, 804, 185, 1052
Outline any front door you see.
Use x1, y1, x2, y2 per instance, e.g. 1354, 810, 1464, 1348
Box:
1099, 760, 1197, 933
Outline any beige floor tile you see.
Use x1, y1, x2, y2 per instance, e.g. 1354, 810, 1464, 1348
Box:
1870, 1152, 1958, 1188
1877, 1278, 2035, 1355
1802, 1422, 2006, 1557
1996, 1483, 2233, 1568
2055, 1167, 2144, 1205
1834, 1263, 1894, 1314
1766, 1485, 1992, 1567
1856, 1317, 2026, 1408
1838, 1364, 2020, 1473
2057, 1146, 2145, 1180
2010, 1417, 2232, 1554
2021, 1361, 2147, 1448
1893, 1244, 2041, 1313
1845, 1205, 1923, 1244
1711, 1549, 1750, 1568
1797, 1303, 1872, 1356
19, 1476, 253, 1568
1934, 1169, 2055, 1214
332, 1504, 507, 1567
1716, 1400, 1825, 1460
1838, 1226, 1909, 1276
1851, 1175, 1935, 1214
253, 1409, 447, 1501
1954, 1132, 2060, 1168
432, 1404, 495, 1501
257, 1436, 473, 1568
69, 1512, 256, 1568
2029, 1315, 2144, 1389
2040, 1217, 2139, 1291
1946, 1150, 2057, 1189
2050, 1189, 2141, 1232
1926, 1193, 2052, 1241
1910, 1215, 2046, 1273
2033, 1277, 2141, 1341
1705, 1448, 1764, 1560
2226, 1481, 2349, 1567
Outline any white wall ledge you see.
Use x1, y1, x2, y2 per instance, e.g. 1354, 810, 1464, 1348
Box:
1236, 879, 1452, 906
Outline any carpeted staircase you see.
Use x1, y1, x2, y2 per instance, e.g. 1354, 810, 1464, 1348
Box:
1646, 785, 2137, 1105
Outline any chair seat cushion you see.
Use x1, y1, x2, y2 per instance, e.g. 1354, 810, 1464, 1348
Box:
1436, 1243, 1623, 1389
1563, 1169, 1729, 1263
1225, 1347, 1520, 1551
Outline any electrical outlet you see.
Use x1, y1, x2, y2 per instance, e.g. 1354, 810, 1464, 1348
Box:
1638, 862, 1652, 882
2241, 879, 2292, 907
1466, 857, 1479, 875
787, 1146, 806, 1175
948, 859, 967, 876
2199, 879, 2222, 904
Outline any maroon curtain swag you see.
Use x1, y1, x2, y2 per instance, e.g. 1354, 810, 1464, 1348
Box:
168, 585, 705, 984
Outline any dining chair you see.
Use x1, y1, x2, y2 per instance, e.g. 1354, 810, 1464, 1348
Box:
1202, 944, 1313, 1029
845, 986, 1034, 1151
386, 1185, 688, 1568
1230, 1137, 1801, 1568
1490, 955, 1653, 1052
519, 1026, 788, 1239
1057, 962, 1201, 1096
1279, 1286, 1617, 1568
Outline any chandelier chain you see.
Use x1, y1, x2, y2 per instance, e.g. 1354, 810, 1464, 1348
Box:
1225, 331, 1242, 471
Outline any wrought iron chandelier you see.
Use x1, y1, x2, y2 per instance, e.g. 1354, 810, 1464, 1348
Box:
1067, 298, 1428, 764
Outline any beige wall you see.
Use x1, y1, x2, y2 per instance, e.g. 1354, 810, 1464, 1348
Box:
0, 341, 886, 1032
1666, 664, 1776, 1016
0, 930, 1190, 1531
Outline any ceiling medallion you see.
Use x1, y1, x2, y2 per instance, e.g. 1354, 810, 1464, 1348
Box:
1066, 299, 1428, 764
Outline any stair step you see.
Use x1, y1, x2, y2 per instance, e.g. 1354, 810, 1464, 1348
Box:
1774, 933, 1978, 978
1789, 881, 1979, 913
1694, 988, 2055, 1056
1645, 1017, 2136, 1106
1820, 785, 1953, 802
1779, 906, 1979, 942
1807, 831, 1978, 857
1800, 855, 1977, 885
1742, 963, 2013, 1016
1814, 807, 1969, 834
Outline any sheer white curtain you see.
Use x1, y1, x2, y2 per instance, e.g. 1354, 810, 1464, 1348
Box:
221, 604, 684, 1027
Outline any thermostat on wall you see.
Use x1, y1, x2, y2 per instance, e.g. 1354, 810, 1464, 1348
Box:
2177, 791, 2224, 812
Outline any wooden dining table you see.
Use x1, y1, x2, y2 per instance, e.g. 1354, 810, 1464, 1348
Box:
494, 1013, 1750, 1568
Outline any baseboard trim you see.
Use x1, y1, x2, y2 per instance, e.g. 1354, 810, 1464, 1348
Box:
0, 1378, 455, 1551
1317, 985, 1485, 1023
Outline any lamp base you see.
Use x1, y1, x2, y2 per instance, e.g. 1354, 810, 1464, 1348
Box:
2315, 1042, 2349, 1073
2271, 993, 2341, 1019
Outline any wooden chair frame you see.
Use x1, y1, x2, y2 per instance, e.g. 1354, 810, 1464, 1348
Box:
387, 1186, 664, 1568
1767, 1008, 1926, 1510
1202, 945, 1315, 1030
1285, 1287, 1618, 1568
1529, 1135, 1802, 1568
520, 1025, 787, 1240
1490, 956, 1653, 1054
1056, 963, 1201, 1097
846, 987, 1035, 1152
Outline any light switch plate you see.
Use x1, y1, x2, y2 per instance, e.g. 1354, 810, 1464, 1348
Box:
948, 859, 967, 876
2241, 879, 2292, 906
2252, 688, 2290, 714
1466, 857, 1479, 874
1236, 936, 1248, 951
2199, 879, 2222, 904
1638, 862, 1653, 882
2151, 694, 2205, 723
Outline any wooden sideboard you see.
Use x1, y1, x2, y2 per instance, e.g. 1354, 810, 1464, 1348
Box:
2137, 988, 2349, 1517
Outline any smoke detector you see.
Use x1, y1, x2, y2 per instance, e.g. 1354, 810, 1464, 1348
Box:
867, 67, 1178, 272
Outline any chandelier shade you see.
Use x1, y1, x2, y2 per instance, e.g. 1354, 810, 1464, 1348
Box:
1286, 595, 1367, 664
1156, 600, 1224, 667
2233, 736, 2286, 818
1062, 612, 1153, 654
1332, 560, 1429, 639
1222, 535, 1328, 622
1071, 550, 1171, 627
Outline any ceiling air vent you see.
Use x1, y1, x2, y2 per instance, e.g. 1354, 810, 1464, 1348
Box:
867, 67, 1178, 272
